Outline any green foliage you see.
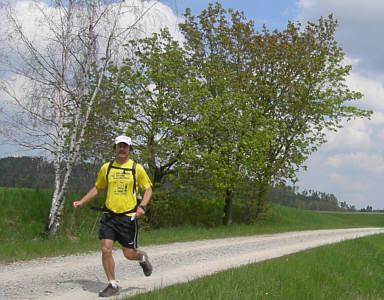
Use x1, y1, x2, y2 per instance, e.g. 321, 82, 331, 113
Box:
145, 191, 224, 228
179, 3, 372, 218
84, 28, 208, 187
4, 2, 373, 236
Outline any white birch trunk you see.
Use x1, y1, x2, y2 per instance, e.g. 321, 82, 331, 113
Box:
46, 0, 125, 236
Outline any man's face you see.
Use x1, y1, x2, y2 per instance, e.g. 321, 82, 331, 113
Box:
115, 142, 130, 159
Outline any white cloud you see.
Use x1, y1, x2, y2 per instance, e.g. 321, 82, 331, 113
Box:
0, 1, 183, 64
2, 0, 384, 211
328, 172, 368, 193
297, 150, 384, 209
342, 192, 370, 209
346, 71, 384, 111
297, 0, 316, 9
327, 152, 384, 174
296, 0, 384, 75
369, 112, 384, 125
323, 118, 372, 152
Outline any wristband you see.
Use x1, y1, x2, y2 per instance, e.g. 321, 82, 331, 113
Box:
139, 205, 146, 212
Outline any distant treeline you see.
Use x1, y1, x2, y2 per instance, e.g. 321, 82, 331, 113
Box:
0, 156, 358, 212
268, 185, 359, 212
0, 156, 97, 190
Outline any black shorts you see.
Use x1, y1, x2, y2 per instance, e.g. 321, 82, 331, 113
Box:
98, 213, 138, 249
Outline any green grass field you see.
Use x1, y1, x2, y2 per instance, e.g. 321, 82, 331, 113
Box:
129, 234, 384, 300
1, 187, 384, 299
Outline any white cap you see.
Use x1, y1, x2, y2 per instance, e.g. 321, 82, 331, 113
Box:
114, 135, 132, 145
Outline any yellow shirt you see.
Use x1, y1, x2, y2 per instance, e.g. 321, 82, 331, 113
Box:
94, 159, 152, 214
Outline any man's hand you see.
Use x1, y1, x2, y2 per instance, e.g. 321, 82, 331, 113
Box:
73, 201, 83, 209
135, 206, 146, 218
73, 187, 101, 209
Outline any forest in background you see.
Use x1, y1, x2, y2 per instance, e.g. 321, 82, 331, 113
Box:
0, 156, 366, 212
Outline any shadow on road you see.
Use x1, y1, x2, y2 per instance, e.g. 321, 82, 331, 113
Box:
65, 279, 145, 295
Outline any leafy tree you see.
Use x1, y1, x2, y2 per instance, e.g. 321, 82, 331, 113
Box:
179, 3, 270, 225
179, 3, 371, 222
85, 28, 208, 188
245, 16, 371, 213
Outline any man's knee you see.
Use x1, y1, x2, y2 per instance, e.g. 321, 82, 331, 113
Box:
123, 248, 139, 260
101, 240, 113, 256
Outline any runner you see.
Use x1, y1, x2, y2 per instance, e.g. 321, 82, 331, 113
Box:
73, 135, 153, 297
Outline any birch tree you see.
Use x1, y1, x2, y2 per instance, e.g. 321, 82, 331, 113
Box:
0, 0, 160, 236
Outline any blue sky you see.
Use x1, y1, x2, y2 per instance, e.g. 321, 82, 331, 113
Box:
1, 0, 384, 210
161, 0, 299, 30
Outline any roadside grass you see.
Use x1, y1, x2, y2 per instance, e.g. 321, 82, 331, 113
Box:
129, 234, 384, 300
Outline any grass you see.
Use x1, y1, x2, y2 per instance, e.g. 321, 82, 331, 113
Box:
129, 234, 384, 300
1, 187, 384, 299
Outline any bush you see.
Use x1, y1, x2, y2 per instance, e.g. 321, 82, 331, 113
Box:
145, 191, 224, 229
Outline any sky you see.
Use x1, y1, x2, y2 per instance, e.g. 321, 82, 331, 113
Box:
1, 0, 384, 210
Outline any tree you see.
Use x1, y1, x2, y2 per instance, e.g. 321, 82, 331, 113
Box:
179, 3, 371, 222
0, 0, 159, 236
245, 16, 371, 213
178, 3, 270, 225
82, 28, 209, 189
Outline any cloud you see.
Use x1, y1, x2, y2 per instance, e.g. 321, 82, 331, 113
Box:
295, 0, 384, 209
346, 72, 384, 111
297, 150, 384, 208
297, 0, 316, 9
323, 118, 372, 152
0, 0, 184, 155
328, 172, 368, 193
0, 1, 183, 65
296, 0, 384, 75
327, 152, 384, 174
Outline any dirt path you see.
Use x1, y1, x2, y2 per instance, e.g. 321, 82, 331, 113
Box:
1, 228, 383, 300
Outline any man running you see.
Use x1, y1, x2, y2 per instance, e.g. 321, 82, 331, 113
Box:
73, 135, 153, 297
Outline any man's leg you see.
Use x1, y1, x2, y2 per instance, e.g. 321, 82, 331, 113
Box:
101, 239, 116, 280
122, 247, 152, 276
122, 247, 141, 260
99, 239, 120, 297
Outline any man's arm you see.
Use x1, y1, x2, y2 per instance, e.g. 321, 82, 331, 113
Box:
136, 186, 152, 217
73, 186, 102, 209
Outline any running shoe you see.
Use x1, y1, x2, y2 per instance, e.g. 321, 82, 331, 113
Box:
99, 283, 120, 297
139, 252, 153, 276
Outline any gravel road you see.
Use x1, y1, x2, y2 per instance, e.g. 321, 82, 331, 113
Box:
1, 227, 383, 300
